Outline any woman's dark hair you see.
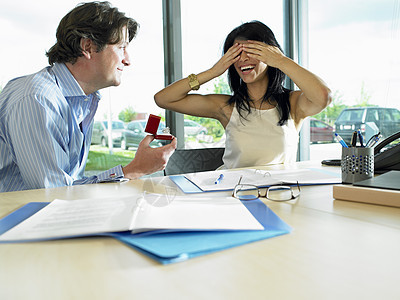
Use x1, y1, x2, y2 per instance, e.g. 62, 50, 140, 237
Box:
46, 1, 139, 65
223, 21, 291, 126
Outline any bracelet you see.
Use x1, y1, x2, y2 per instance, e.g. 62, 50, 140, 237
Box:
188, 74, 200, 90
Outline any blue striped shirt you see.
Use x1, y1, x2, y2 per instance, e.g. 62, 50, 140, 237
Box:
0, 63, 124, 192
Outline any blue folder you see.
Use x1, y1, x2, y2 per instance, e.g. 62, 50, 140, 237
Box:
0, 200, 292, 264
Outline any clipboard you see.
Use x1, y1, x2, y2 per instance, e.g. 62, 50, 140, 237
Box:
0, 200, 291, 264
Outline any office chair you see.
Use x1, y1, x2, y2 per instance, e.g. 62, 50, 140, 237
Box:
164, 147, 225, 176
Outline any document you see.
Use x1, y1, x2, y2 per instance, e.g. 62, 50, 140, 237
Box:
181, 168, 341, 192
0, 193, 264, 242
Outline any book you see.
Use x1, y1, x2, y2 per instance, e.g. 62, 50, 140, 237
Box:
0, 193, 263, 242
333, 184, 400, 207
170, 168, 341, 193
0, 200, 292, 264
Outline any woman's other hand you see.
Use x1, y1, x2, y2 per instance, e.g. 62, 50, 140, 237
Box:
210, 43, 243, 77
242, 40, 285, 68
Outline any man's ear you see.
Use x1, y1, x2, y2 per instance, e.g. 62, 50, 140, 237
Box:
80, 38, 94, 59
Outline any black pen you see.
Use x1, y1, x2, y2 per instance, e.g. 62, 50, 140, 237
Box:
351, 131, 358, 147
357, 130, 364, 147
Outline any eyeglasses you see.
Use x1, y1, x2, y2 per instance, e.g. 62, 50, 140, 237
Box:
232, 176, 301, 202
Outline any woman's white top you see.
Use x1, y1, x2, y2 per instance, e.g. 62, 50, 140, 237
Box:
222, 105, 299, 169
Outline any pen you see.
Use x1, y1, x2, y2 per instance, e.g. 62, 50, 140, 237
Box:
334, 133, 348, 148
367, 134, 382, 148
351, 131, 358, 147
357, 129, 365, 147
214, 174, 224, 184
365, 132, 380, 147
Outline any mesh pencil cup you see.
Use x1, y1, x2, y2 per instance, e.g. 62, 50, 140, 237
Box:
341, 147, 374, 184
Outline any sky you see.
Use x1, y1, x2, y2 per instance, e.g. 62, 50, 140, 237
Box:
308, 0, 400, 109
1, 0, 399, 120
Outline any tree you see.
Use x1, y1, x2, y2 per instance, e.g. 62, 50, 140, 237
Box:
213, 76, 231, 94
313, 90, 348, 125
118, 106, 137, 123
355, 81, 373, 107
313, 82, 375, 125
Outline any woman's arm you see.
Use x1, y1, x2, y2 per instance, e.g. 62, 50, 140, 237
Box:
243, 41, 332, 121
154, 43, 243, 120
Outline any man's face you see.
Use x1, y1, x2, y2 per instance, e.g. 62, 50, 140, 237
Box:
91, 27, 131, 89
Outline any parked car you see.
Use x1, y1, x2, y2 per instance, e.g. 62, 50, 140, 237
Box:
184, 119, 208, 136
91, 120, 125, 147
334, 107, 400, 144
121, 120, 165, 150
309, 118, 334, 143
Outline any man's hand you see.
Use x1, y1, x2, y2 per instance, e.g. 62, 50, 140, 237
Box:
122, 135, 177, 180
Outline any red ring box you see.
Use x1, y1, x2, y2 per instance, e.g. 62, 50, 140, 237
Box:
144, 114, 174, 140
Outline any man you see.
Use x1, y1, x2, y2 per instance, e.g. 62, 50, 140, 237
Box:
0, 2, 176, 192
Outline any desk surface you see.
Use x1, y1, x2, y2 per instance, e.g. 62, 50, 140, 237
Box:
1, 162, 399, 300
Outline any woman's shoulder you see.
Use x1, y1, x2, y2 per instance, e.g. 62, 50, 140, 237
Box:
206, 94, 234, 127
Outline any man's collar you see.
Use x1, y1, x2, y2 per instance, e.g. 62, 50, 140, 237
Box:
52, 63, 101, 101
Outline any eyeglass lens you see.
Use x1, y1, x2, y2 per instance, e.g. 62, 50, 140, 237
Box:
234, 184, 299, 201
267, 186, 293, 201
234, 185, 259, 200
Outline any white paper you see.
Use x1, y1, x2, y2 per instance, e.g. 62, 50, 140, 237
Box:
0, 196, 138, 241
0, 193, 263, 241
184, 168, 341, 191
130, 193, 264, 233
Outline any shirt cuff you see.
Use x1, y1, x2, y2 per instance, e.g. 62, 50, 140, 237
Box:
97, 165, 126, 183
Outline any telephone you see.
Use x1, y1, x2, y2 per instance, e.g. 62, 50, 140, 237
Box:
374, 131, 400, 173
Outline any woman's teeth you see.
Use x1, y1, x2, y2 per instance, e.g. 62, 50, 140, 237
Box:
241, 66, 255, 72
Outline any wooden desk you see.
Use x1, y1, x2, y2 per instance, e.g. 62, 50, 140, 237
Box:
1, 162, 399, 300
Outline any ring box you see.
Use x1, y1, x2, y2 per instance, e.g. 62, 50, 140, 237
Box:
341, 147, 374, 184
144, 114, 173, 140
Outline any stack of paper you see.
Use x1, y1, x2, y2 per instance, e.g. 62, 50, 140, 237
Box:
170, 168, 341, 193
0, 195, 292, 264
0, 193, 263, 242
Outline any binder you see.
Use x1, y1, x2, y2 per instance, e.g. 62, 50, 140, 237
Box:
0, 200, 291, 264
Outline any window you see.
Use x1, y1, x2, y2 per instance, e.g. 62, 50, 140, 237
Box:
0, 0, 164, 175
308, 0, 400, 160
180, 0, 284, 149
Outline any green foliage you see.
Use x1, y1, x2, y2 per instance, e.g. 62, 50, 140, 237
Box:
355, 81, 374, 107
213, 77, 231, 94
313, 82, 374, 125
118, 106, 137, 123
182, 76, 229, 140
85, 146, 135, 171
185, 115, 225, 139
313, 90, 347, 125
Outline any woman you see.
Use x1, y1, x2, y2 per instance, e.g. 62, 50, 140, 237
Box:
154, 21, 331, 168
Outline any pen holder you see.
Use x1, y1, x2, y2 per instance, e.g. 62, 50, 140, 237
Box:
341, 147, 374, 184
